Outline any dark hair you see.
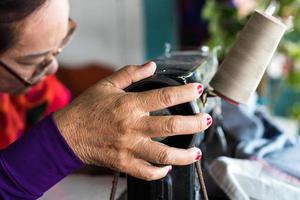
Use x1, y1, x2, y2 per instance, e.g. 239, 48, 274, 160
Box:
0, 0, 47, 54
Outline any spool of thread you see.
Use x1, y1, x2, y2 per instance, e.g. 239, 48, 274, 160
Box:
210, 10, 286, 104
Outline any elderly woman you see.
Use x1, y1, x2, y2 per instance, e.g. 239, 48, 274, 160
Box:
0, 0, 212, 199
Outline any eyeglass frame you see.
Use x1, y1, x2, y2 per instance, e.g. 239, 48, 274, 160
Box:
0, 18, 77, 87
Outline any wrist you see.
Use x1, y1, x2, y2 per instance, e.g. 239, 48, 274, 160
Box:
53, 107, 86, 164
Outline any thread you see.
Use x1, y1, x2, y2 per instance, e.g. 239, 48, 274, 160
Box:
210, 10, 286, 104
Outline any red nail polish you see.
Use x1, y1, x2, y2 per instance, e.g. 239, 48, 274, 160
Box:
197, 84, 203, 95
207, 116, 213, 126
195, 152, 202, 161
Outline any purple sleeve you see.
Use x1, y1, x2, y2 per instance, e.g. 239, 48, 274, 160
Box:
0, 114, 84, 200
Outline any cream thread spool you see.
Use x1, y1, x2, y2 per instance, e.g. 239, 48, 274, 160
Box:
210, 10, 287, 104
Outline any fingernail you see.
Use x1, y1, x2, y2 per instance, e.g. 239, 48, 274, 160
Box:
195, 151, 202, 161
142, 61, 154, 67
197, 84, 203, 95
168, 167, 172, 173
207, 115, 213, 126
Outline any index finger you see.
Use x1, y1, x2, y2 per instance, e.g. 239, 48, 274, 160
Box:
136, 83, 203, 112
103, 62, 156, 89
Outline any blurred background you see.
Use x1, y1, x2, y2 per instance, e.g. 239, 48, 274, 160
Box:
57, 0, 300, 127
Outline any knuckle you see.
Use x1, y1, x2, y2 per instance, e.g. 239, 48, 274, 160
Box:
124, 65, 137, 75
113, 96, 135, 117
157, 149, 173, 164
165, 117, 179, 134
118, 160, 127, 170
116, 119, 131, 135
117, 117, 128, 128
116, 152, 128, 169
159, 88, 176, 107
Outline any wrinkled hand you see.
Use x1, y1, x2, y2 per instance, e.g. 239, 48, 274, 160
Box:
54, 62, 212, 181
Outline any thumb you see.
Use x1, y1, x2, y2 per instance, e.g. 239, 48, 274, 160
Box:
103, 61, 156, 89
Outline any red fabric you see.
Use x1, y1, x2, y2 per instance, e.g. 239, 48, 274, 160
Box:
0, 75, 71, 149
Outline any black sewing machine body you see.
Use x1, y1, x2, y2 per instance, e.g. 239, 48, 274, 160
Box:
125, 47, 220, 200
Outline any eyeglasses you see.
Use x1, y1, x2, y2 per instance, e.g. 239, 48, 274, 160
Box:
0, 18, 77, 87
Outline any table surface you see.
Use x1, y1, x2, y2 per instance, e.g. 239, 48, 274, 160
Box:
40, 174, 126, 200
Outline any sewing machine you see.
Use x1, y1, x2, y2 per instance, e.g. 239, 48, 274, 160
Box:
125, 46, 221, 200
122, 10, 286, 200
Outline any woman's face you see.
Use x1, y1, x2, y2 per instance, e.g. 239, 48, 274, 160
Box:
0, 0, 70, 94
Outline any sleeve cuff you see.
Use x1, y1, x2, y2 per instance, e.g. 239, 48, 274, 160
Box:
1, 114, 84, 197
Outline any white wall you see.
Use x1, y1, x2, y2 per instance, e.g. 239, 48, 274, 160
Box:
58, 0, 145, 69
